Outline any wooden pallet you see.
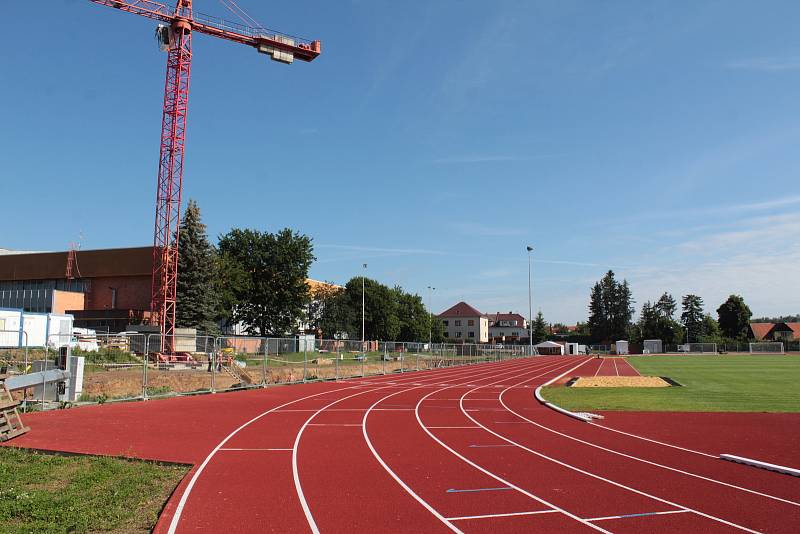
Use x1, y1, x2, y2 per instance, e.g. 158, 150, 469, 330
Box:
0, 377, 29, 442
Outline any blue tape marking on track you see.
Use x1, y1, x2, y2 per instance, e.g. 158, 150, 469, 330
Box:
615, 512, 674, 519
446, 487, 513, 493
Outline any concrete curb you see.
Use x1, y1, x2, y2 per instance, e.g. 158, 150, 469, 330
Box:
720, 454, 800, 477
533, 358, 602, 424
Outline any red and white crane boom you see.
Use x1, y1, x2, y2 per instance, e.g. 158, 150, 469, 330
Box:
88, 0, 320, 353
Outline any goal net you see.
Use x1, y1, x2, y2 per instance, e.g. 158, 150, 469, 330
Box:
749, 342, 785, 354
678, 343, 717, 353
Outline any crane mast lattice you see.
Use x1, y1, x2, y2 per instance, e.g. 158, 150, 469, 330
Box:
88, 0, 320, 353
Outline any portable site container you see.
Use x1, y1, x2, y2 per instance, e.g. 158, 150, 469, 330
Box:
0, 308, 22, 347
0, 309, 73, 348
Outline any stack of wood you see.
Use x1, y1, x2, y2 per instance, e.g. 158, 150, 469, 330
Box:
0, 376, 29, 442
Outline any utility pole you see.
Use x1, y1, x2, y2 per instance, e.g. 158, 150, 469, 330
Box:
527, 245, 534, 354
427, 286, 436, 348
362, 263, 367, 349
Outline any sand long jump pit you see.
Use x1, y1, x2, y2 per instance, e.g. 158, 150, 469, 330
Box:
569, 376, 676, 387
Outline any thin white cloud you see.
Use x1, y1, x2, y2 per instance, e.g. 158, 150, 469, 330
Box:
316, 244, 443, 255
433, 153, 565, 164
726, 56, 800, 72
449, 222, 525, 237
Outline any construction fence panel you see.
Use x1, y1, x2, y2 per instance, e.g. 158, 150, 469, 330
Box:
141, 334, 215, 398
217, 336, 271, 387
71, 333, 149, 403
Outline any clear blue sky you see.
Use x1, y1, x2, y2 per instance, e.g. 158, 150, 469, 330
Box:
2, 1, 799, 323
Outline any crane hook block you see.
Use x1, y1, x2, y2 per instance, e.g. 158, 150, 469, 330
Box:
155, 25, 171, 52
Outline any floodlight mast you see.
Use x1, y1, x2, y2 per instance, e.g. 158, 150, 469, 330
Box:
88, 0, 320, 354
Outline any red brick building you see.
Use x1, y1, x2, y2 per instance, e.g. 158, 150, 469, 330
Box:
0, 247, 153, 331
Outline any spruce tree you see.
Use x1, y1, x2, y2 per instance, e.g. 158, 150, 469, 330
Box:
588, 271, 634, 342
655, 292, 677, 319
176, 199, 220, 334
681, 294, 705, 342
532, 311, 548, 343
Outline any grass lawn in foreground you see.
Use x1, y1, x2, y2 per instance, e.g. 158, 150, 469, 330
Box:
0, 448, 188, 534
542, 355, 800, 412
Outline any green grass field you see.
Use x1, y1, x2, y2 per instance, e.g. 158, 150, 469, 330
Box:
542, 355, 800, 412
0, 448, 188, 534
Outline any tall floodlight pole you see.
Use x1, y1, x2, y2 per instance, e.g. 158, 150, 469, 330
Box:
527, 245, 534, 354
362, 263, 367, 349
427, 286, 436, 347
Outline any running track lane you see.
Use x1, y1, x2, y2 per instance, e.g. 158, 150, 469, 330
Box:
359, 357, 798, 533
294, 357, 567, 533
160, 355, 541, 532
457, 368, 800, 532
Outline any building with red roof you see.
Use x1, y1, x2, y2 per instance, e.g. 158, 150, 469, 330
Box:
486, 312, 528, 343
438, 301, 488, 343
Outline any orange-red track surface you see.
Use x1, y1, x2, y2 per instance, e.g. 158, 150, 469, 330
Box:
4, 356, 800, 533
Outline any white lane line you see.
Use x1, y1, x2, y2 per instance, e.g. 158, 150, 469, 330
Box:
447, 509, 559, 521
414, 359, 613, 534
500, 396, 800, 507
594, 359, 603, 377
468, 400, 764, 530
167, 382, 375, 534
585, 509, 690, 522
167, 355, 505, 534
294, 357, 541, 534
623, 358, 641, 377
426, 426, 481, 429
275, 408, 368, 412
613, 358, 619, 376
308, 423, 361, 426
591, 423, 716, 458
219, 448, 292, 451
360, 358, 570, 534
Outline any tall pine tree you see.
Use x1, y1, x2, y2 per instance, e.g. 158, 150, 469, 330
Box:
588, 271, 634, 342
680, 294, 705, 342
176, 199, 220, 334
532, 311, 548, 343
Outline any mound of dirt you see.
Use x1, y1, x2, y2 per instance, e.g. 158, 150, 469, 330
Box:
571, 376, 671, 388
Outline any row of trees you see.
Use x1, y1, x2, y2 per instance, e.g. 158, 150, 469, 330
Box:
309, 277, 445, 342
175, 200, 443, 341
586, 271, 755, 344
175, 200, 315, 337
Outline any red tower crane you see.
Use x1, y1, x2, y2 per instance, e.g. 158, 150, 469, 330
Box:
88, 1, 320, 352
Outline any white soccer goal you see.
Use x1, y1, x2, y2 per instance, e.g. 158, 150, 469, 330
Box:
749, 342, 785, 354
678, 343, 717, 353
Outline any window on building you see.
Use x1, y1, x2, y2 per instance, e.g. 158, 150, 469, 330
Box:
468, 331, 475, 338
468, 319, 474, 326
455, 320, 461, 326
443, 320, 449, 326
456, 331, 462, 338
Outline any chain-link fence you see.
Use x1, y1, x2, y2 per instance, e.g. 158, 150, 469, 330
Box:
48, 335, 536, 406
6, 327, 800, 410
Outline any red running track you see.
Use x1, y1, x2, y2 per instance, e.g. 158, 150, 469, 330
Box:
4, 356, 799, 533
